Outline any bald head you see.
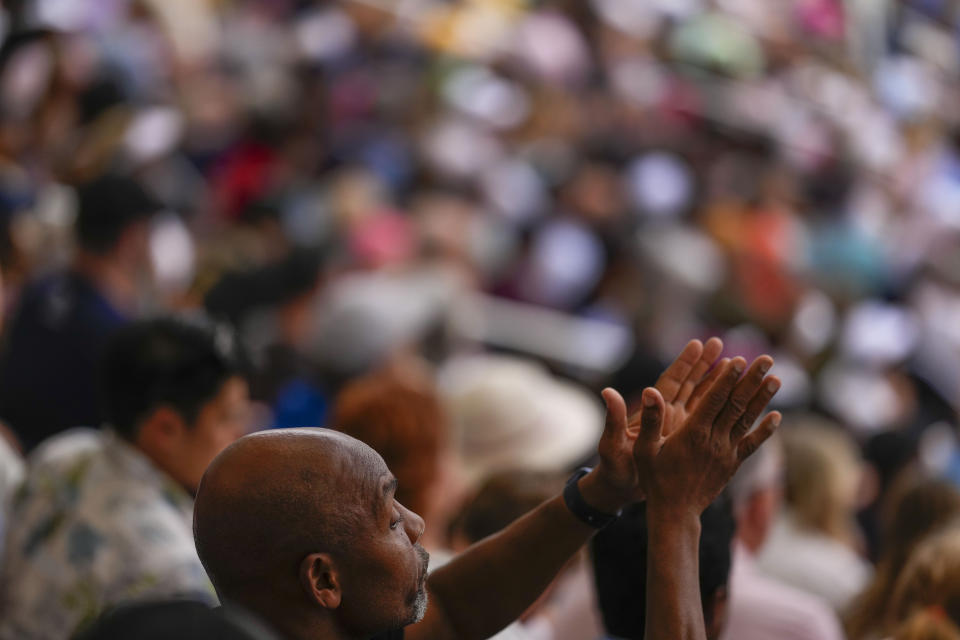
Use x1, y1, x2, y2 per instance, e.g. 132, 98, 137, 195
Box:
194, 429, 389, 603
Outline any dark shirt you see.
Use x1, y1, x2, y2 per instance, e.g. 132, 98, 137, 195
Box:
0, 270, 127, 450
74, 601, 405, 640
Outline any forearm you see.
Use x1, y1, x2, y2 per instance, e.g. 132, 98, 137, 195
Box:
424, 493, 596, 640
644, 506, 705, 640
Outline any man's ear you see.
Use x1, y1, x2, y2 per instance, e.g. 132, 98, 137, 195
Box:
135, 406, 188, 455
300, 553, 342, 610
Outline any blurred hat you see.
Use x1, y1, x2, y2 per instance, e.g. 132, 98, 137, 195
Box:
440, 355, 603, 486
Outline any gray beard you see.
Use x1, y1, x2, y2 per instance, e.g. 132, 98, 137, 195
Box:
410, 586, 429, 624
407, 545, 431, 624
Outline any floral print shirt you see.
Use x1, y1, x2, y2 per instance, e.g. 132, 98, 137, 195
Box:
0, 429, 215, 639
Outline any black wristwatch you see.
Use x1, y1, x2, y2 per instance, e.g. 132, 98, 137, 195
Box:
563, 467, 621, 529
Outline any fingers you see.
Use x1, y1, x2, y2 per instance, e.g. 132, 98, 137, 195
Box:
686, 355, 729, 413
600, 387, 628, 445
676, 337, 724, 406
728, 376, 781, 443
638, 388, 664, 444
689, 358, 746, 426
711, 356, 774, 439
654, 340, 704, 403
737, 412, 782, 462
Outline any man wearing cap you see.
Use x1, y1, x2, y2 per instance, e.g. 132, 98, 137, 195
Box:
192, 339, 783, 640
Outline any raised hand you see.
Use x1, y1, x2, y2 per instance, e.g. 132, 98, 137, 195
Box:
580, 339, 726, 512
635, 355, 781, 516
649, 337, 725, 438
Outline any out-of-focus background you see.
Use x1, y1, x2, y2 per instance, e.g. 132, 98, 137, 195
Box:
3, 0, 960, 639
3, 0, 960, 441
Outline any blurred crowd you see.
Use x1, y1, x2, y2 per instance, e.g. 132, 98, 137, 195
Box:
2, 0, 960, 638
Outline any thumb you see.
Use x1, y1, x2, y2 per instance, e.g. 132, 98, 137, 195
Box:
638, 387, 664, 444
600, 387, 628, 446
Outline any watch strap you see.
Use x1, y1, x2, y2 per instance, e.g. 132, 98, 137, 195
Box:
563, 467, 620, 529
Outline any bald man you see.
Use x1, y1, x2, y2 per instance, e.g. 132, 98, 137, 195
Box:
194, 339, 783, 640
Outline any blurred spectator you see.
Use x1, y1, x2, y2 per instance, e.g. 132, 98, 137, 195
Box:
722, 436, 845, 640
205, 247, 326, 427
332, 361, 462, 557
0, 316, 250, 640
592, 498, 736, 640
846, 477, 960, 640
758, 420, 872, 610
857, 430, 920, 562
74, 600, 279, 640
885, 529, 960, 640
450, 470, 565, 549
0, 174, 160, 450
448, 469, 604, 640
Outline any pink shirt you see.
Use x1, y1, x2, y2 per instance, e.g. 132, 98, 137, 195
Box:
721, 543, 846, 640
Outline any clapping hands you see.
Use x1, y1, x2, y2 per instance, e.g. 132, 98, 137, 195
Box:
582, 338, 781, 516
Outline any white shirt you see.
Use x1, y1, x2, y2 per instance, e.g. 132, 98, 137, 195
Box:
757, 510, 871, 611
721, 542, 846, 640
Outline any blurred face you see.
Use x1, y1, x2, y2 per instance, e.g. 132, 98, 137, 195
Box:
165, 377, 251, 494
335, 456, 430, 636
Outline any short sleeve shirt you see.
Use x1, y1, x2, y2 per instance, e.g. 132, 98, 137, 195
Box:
0, 429, 215, 640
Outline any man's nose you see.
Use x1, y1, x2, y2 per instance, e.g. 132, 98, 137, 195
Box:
403, 505, 425, 545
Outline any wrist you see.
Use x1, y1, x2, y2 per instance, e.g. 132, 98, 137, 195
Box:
577, 468, 630, 515
645, 500, 702, 529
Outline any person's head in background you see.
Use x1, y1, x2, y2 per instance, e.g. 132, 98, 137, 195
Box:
101, 316, 251, 494
74, 600, 279, 640
448, 470, 565, 550
592, 498, 736, 640
886, 528, 960, 640
332, 362, 458, 551
73, 173, 160, 313
859, 430, 920, 560
727, 432, 784, 552
846, 477, 960, 640
782, 421, 863, 549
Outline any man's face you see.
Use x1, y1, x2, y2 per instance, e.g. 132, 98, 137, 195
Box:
166, 377, 251, 494
335, 455, 430, 635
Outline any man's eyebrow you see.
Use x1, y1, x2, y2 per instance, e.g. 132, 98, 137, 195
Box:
383, 477, 398, 497
374, 477, 398, 519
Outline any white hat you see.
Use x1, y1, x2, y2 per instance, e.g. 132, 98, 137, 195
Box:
440, 355, 603, 486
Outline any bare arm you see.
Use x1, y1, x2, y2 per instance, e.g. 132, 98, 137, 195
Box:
646, 507, 704, 640
411, 488, 599, 640
638, 356, 781, 640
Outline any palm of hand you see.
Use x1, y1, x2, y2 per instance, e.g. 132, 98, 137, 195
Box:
596, 339, 724, 505
637, 337, 725, 439
639, 353, 781, 515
